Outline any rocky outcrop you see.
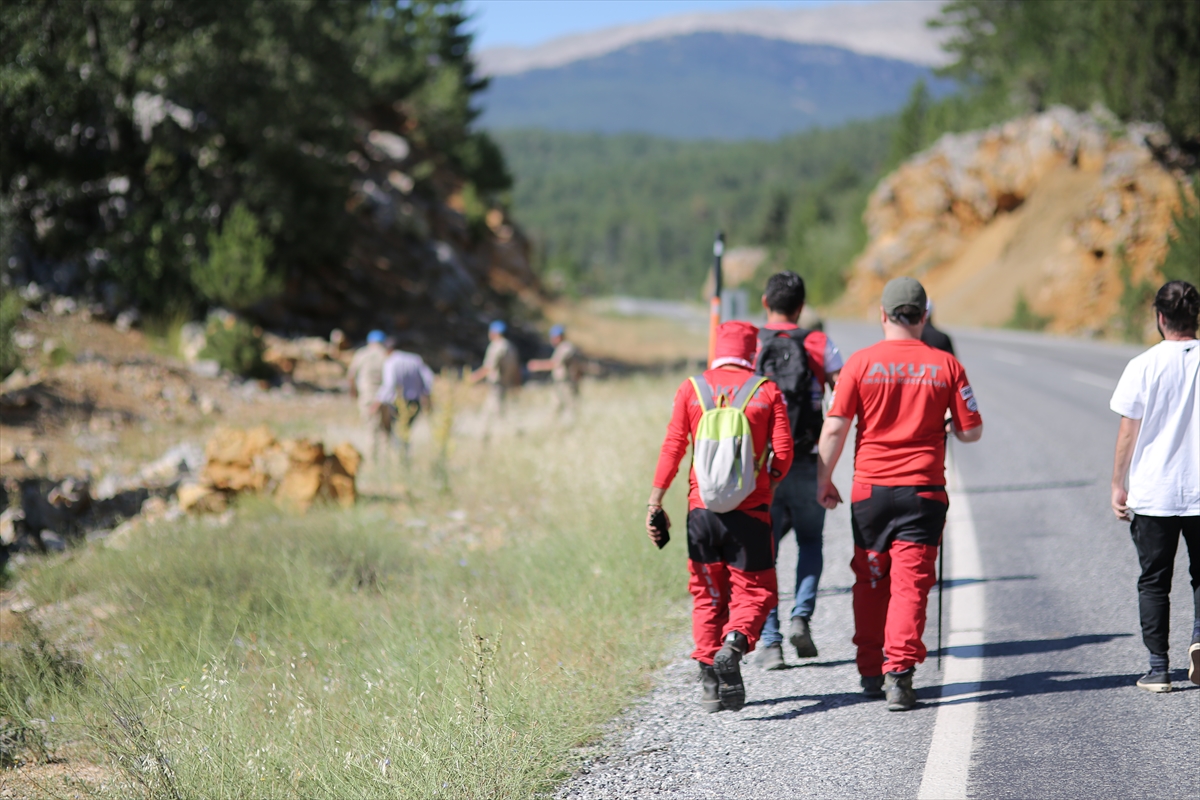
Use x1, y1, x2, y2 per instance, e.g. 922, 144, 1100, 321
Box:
840, 106, 1189, 338
182, 426, 360, 514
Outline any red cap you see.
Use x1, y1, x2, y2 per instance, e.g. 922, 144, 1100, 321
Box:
714, 321, 759, 364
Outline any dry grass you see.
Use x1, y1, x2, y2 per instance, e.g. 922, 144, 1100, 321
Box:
2, 373, 695, 798
543, 300, 707, 366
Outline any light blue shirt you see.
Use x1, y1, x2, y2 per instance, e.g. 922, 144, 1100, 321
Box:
376, 350, 434, 404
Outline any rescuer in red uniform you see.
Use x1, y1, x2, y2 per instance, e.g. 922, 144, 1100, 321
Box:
646, 321, 794, 712
817, 277, 983, 711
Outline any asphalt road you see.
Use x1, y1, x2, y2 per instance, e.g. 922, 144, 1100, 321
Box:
558, 322, 1198, 799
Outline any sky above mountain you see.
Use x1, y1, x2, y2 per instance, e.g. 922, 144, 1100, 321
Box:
466, 0, 949, 74
465, 0, 850, 50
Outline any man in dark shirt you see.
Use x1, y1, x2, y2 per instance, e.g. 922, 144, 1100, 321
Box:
920, 299, 955, 356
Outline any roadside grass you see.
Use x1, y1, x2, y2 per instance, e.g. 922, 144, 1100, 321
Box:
1, 374, 692, 798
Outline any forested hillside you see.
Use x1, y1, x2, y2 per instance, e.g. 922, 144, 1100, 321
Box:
891, 0, 1200, 165
494, 120, 893, 301
1, 0, 528, 346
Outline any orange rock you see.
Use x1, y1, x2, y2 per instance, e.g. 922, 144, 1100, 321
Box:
199, 427, 358, 514
332, 442, 362, 478
326, 473, 356, 509
205, 426, 276, 466
178, 483, 228, 514
284, 439, 325, 467
276, 465, 324, 512
840, 106, 1188, 339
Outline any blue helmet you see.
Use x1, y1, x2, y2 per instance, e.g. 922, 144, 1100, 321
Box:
549, 325, 565, 339
367, 330, 385, 344
489, 320, 507, 335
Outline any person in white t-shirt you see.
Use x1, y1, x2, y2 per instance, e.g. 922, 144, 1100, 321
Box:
1110, 280, 1200, 692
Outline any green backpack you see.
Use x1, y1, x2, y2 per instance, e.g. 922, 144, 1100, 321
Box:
689, 374, 768, 513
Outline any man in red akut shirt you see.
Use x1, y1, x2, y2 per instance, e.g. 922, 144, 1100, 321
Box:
817, 277, 983, 711
647, 321, 794, 712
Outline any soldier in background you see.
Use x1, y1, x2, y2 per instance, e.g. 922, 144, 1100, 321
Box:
469, 321, 521, 436
527, 324, 583, 420
347, 330, 390, 459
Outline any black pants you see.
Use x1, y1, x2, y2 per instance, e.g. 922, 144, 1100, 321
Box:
1130, 515, 1200, 655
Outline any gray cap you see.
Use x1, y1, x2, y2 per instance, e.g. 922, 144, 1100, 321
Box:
882, 277, 927, 317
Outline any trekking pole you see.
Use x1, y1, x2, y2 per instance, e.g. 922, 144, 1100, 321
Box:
708, 231, 724, 367
937, 537, 945, 670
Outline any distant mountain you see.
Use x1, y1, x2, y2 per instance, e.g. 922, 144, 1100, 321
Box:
478, 33, 954, 140
476, 0, 949, 75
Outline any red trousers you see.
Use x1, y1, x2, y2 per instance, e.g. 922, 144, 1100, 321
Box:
688, 560, 777, 664
685, 508, 778, 664
851, 541, 939, 675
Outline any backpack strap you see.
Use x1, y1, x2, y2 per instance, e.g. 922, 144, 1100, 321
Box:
731, 375, 768, 410
688, 375, 716, 411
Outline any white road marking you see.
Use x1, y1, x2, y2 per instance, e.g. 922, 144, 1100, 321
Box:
918, 452, 986, 800
1070, 369, 1116, 390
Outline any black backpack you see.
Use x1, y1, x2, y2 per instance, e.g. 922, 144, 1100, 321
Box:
754, 328, 822, 453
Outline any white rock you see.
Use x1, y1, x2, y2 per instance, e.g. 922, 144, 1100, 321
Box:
179, 322, 207, 363
367, 130, 410, 161
190, 360, 221, 379
115, 308, 140, 332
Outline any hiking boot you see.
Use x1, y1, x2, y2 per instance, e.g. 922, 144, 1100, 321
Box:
756, 642, 786, 671
698, 663, 721, 713
712, 631, 748, 711
789, 616, 818, 659
1136, 670, 1172, 693
884, 668, 917, 711
861, 674, 885, 699
1189, 635, 1200, 686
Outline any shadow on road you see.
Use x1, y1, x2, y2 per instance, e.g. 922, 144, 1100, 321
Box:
739, 633, 1169, 721
925, 668, 1198, 705
743, 691, 879, 721
942, 574, 1037, 589
743, 665, 1195, 722
937, 632, 1132, 659
767, 658, 856, 670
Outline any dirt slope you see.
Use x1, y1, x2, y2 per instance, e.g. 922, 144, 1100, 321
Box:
837, 107, 1189, 339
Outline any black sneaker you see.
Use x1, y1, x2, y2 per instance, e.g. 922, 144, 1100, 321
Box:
1136, 670, 1172, 693
756, 642, 786, 671
861, 674, 885, 698
789, 616, 818, 659
712, 631, 748, 711
884, 668, 917, 711
698, 663, 721, 713
1189, 636, 1200, 687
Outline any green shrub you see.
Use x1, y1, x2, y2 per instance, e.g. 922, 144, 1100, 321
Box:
144, 310, 193, 360
1117, 260, 1157, 342
1006, 290, 1050, 331
200, 314, 269, 378
1161, 179, 1199, 284
191, 203, 281, 311
46, 342, 73, 367
0, 290, 22, 378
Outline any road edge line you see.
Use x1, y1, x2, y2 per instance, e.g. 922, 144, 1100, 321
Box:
917, 451, 986, 800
